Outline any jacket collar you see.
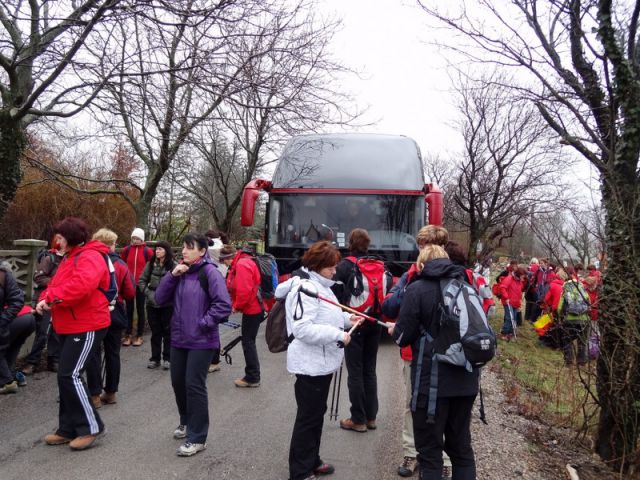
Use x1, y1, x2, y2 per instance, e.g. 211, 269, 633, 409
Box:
308, 270, 335, 288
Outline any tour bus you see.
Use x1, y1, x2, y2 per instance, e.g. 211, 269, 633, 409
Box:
240, 133, 443, 276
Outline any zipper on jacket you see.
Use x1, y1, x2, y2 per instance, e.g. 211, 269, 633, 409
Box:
69, 306, 77, 321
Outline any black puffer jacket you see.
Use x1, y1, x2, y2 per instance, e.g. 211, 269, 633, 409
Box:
0, 266, 25, 348
393, 258, 479, 405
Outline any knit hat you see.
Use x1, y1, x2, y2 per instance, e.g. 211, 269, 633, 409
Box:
131, 227, 145, 242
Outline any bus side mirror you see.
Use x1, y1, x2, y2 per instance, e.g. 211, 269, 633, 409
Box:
424, 183, 443, 226
241, 179, 272, 226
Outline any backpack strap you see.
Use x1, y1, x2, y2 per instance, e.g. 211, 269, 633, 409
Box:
411, 327, 430, 414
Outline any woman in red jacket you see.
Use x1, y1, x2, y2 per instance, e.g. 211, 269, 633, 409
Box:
36, 217, 111, 451
499, 266, 526, 340
227, 248, 263, 388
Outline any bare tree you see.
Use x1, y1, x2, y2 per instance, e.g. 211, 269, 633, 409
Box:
448, 73, 568, 262
420, 1, 640, 472
174, 1, 359, 236
0, 0, 135, 221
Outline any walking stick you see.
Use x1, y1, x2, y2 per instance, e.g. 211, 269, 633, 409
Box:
298, 286, 387, 327
220, 335, 243, 365
507, 304, 518, 340
329, 368, 338, 420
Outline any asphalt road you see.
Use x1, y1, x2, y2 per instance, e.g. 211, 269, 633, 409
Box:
0, 315, 406, 480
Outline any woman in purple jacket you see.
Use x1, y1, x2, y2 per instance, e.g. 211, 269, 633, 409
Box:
155, 233, 232, 457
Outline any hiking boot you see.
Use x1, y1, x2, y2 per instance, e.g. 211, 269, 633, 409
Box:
442, 465, 452, 480
147, 360, 160, 369
366, 419, 377, 430
69, 433, 102, 451
91, 395, 102, 409
339, 418, 367, 432
122, 335, 132, 346
47, 361, 59, 372
397, 456, 418, 477
15, 371, 27, 387
499, 333, 513, 341
314, 462, 335, 475
0, 381, 18, 394
162, 360, 170, 370
234, 378, 260, 388
44, 433, 72, 445
132, 336, 143, 347
100, 392, 117, 405
208, 363, 221, 373
21, 364, 35, 375
176, 441, 206, 457
173, 425, 187, 439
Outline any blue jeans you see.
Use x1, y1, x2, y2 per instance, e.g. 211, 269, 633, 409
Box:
170, 347, 214, 444
500, 305, 521, 335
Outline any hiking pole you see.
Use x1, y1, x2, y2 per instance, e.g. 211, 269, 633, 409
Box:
507, 305, 517, 340
220, 320, 241, 329
298, 286, 387, 327
220, 335, 242, 365
329, 368, 338, 420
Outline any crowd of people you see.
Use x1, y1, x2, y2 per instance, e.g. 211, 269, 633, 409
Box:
493, 257, 601, 366
0, 215, 603, 480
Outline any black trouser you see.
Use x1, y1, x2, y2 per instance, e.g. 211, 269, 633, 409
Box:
170, 347, 214, 444
126, 287, 146, 337
211, 348, 220, 365
344, 325, 381, 424
289, 373, 333, 480
0, 314, 35, 385
413, 395, 477, 480
86, 326, 124, 395
25, 311, 60, 366
148, 305, 173, 362
240, 312, 263, 383
57, 329, 107, 438
524, 291, 538, 322
561, 321, 589, 364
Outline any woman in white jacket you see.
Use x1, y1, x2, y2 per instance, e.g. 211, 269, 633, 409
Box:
275, 241, 363, 480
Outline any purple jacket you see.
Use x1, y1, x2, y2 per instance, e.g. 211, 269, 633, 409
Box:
155, 258, 231, 350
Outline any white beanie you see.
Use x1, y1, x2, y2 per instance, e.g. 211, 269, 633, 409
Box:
131, 227, 145, 242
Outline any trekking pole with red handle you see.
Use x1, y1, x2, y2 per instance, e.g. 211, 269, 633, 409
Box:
298, 285, 388, 328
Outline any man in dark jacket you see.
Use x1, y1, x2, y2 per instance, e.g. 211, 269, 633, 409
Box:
0, 265, 30, 394
389, 246, 478, 480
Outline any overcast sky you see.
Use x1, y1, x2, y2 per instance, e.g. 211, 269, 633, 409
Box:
320, 0, 458, 161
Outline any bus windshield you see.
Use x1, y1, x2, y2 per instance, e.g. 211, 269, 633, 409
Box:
267, 194, 423, 251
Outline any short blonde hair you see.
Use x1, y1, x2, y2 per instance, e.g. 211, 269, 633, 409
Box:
556, 268, 568, 281
92, 228, 118, 247
416, 244, 449, 271
416, 225, 448, 247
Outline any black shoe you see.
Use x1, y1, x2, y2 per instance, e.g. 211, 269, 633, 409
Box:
47, 362, 59, 373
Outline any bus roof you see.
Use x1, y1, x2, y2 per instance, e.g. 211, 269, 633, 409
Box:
271, 133, 424, 190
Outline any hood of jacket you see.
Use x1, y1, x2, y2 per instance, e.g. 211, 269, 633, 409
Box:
417, 258, 466, 281
68, 239, 110, 258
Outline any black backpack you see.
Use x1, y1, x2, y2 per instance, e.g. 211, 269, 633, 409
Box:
412, 277, 496, 423
265, 269, 309, 353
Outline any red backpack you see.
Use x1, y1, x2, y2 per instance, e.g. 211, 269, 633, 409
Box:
345, 256, 390, 315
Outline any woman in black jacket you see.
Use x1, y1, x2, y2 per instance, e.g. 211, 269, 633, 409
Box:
388, 245, 478, 480
139, 241, 176, 370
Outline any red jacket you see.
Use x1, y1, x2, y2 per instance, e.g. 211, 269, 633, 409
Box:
544, 278, 564, 312
112, 253, 136, 304
41, 240, 112, 335
499, 274, 525, 309
121, 243, 153, 285
227, 251, 262, 315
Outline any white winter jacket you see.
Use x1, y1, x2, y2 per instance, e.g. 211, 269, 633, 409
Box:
275, 268, 352, 376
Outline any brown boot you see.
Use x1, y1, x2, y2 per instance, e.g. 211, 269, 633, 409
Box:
122, 335, 131, 346
100, 392, 117, 405
339, 418, 367, 432
69, 434, 100, 450
44, 433, 72, 445
91, 395, 102, 409
132, 336, 143, 346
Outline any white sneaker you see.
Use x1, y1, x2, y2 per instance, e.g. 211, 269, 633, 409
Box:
173, 425, 187, 439
177, 441, 206, 456
162, 360, 170, 370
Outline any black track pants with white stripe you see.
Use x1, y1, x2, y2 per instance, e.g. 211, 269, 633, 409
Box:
56, 329, 107, 438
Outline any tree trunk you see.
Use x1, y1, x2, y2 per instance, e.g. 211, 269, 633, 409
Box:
0, 114, 26, 222
595, 165, 640, 473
